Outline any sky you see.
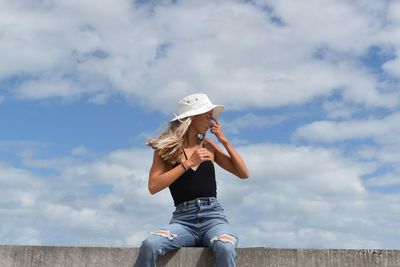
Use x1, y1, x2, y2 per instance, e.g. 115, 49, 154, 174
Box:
1, 0, 400, 249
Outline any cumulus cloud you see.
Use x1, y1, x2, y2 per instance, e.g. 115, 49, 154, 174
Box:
1, 0, 399, 112
0, 145, 173, 246
292, 112, 400, 188
1, 0, 400, 250
293, 112, 400, 144
0, 162, 48, 245
3, 141, 400, 249
215, 143, 397, 248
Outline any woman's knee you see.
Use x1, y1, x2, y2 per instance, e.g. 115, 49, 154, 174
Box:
139, 235, 163, 257
214, 240, 236, 253
211, 234, 237, 256
141, 237, 156, 249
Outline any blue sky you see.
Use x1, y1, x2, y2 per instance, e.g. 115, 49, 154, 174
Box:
1, 0, 400, 249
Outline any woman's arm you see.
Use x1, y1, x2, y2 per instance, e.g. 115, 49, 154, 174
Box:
208, 118, 250, 179
148, 150, 186, 194
148, 148, 211, 194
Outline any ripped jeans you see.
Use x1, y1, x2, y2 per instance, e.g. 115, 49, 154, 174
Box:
134, 197, 237, 267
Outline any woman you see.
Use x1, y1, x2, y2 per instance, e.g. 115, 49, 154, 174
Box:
135, 93, 249, 267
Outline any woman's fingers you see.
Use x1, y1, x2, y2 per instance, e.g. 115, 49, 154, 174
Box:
194, 148, 211, 161
212, 116, 220, 125
189, 148, 211, 165
210, 126, 222, 137
197, 149, 209, 159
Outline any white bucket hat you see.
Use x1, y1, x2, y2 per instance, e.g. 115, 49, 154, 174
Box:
171, 93, 224, 122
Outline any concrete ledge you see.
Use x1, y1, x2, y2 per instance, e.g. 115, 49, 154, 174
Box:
1, 244, 400, 267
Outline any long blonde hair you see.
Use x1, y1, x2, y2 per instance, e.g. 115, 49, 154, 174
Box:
147, 117, 205, 165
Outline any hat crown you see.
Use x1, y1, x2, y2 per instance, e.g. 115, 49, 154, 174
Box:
171, 93, 224, 122
178, 93, 212, 114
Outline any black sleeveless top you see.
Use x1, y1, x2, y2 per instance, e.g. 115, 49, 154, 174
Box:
169, 145, 217, 206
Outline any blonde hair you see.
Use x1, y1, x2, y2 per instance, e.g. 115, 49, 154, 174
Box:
146, 117, 205, 165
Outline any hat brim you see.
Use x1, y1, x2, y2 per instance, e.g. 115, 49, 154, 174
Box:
171, 105, 224, 122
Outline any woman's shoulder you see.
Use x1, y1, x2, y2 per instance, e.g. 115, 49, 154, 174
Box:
204, 138, 219, 152
152, 149, 175, 169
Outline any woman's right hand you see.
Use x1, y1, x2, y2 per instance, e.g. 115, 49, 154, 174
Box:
185, 148, 211, 168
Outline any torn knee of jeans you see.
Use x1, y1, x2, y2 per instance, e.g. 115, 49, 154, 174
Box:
210, 234, 236, 246
150, 230, 177, 240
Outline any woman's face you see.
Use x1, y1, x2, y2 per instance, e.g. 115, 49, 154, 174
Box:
191, 110, 213, 135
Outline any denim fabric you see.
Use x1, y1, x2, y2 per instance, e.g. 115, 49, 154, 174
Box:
134, 197, 238, 267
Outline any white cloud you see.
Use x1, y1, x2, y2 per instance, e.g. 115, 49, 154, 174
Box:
1, 0, 399, 112
217, 143, 368, 201
0, 145, 173, 246
0, 162, 43, 188
356, 144, 400, 164
0, 162, 48, 244
293, 112, 400, 145
15, 76, 82, 100
381, 1, 400, 77
223, 112, 288, 134
215, 143, 397, 248
322, 100, 359, 119
1, 0, 400, 250
293, 113, 400, 187
1, 140, 400, 248
365, 171, 400, 187
265, 0, 384, 51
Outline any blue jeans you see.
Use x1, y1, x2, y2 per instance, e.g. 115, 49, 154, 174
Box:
134, 197, 238, 267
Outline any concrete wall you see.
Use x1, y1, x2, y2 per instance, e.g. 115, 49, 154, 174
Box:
1, 244, 400, 267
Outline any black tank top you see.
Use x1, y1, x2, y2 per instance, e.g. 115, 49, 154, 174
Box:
169, 144, 217, 206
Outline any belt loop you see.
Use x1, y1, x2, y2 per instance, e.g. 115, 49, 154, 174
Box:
184, 201, 187, 208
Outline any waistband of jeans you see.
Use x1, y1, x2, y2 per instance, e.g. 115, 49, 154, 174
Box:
176, 197, 218, 209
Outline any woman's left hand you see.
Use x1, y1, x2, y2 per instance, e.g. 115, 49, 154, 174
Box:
210, 117, 228, 144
